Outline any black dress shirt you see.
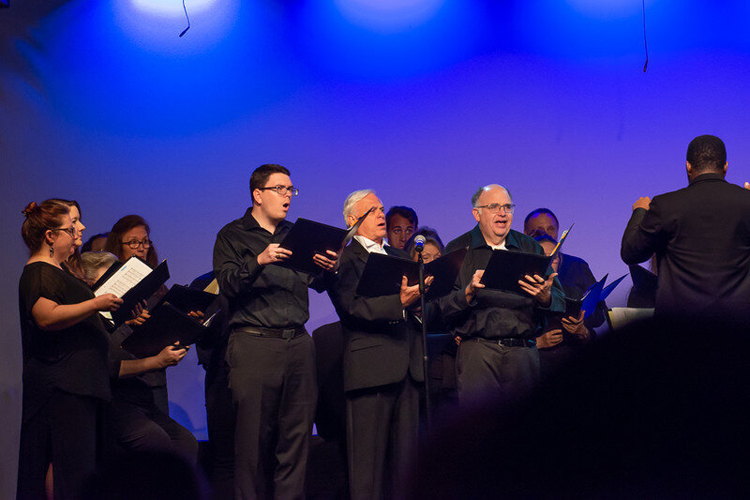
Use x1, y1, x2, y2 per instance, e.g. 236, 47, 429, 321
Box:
436, 225, 565, 340
213, 208, 324, 330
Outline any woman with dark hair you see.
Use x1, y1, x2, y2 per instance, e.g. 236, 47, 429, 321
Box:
101, 215, 198, 463
17, 200, 122, 500
104, 214, 158, 268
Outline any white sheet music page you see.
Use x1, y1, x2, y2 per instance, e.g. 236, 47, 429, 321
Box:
94, 256, 152, 296
95, 258, 152, 320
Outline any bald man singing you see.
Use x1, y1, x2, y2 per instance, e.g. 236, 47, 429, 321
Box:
436, 184, 564, 403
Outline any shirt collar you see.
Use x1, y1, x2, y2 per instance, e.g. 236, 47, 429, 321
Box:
353, 235, 388, 255
240, 208, 291, 236
468, 224, 520, 250
689, 172, 727, 186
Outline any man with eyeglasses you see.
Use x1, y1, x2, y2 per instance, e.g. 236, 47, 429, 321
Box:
436, 184, 564, 403
622, 135, 750, 320
213, 164, 337, 500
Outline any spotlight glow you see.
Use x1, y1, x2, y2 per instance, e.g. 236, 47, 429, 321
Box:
333, 0, 445, 33
131, 0, 219, 17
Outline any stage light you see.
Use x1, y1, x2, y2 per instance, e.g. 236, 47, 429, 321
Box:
1, 0, 9, 8
333, 0, 445, 33
131, 0, 218, 16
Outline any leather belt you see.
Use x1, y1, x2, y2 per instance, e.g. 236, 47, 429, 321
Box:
472, 337, 536, 348
233, 325, 307, 340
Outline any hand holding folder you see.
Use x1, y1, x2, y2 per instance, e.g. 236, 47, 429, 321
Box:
274, 207, 374, 275
121, 302, 217, 358
92, 257, 170, 328
480, 225, 572, 295
355, 247, 467, 301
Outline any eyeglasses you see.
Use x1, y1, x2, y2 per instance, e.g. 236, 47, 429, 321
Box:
258, 185, 299, 196
122, 239, 152, 249
49, 227, 76, 237
476, 203, 515, 214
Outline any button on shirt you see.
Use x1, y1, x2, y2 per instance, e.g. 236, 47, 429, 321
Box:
213, 209, 323, 330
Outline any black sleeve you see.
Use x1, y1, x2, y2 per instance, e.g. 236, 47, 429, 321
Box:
213, 230, 265, 301
19, 265, 68, 318
328, 252, 405, 325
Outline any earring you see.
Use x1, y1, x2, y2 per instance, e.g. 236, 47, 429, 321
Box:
49, 244, 54, 257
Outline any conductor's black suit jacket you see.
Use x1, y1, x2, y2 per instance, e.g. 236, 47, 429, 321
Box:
327, 239, 424, 393
621, 173, 750, 318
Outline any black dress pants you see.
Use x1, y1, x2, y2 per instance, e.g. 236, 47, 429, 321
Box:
456, 339, 540, 404
226, 331, 317, 500
346, 378, 420, 500
110, 399, 199, 463
205, 346, 236, 500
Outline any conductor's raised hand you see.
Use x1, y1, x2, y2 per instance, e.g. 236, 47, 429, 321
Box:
400, 275, 421, 308
93, 293, 123, 312
519, 273, 557, 306
313, 249, 339, 272
632, 197, 651, 211
465, 269, 485, 304
257, 243, 292, 266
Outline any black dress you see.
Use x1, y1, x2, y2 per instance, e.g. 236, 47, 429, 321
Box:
17, 262, 111, 500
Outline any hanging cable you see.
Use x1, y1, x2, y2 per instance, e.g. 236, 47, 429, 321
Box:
642, 0, 649, 72
179, 0, 190, 37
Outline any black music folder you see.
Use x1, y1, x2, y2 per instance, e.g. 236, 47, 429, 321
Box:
480, 250, 552, 294
276, 207, 374, 275
152, 284, 217, 313
120, 302, 216, 358
93, 257, 170, 328
422, 247, 468, 299
355, 247, 467, 300
551, 273, 628, 326
564, 274, 608, 319
480, 225, 572, 293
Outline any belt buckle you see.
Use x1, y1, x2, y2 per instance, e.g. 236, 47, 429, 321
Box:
282, 329, 296, 340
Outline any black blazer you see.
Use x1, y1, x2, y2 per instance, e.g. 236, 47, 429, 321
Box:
327, 239, 424, 393
621, 173, 750, 318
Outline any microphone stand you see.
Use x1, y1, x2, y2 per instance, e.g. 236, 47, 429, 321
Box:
417, 248, 432, 430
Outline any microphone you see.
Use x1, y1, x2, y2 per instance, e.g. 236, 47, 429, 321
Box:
414, 235, 426, 253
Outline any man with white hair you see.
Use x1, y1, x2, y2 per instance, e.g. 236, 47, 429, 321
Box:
438, 184, 564, 403
327, 189, 425, 500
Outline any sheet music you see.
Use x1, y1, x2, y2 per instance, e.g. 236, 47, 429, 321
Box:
94, 257, 152, 298
607, 307, 655, 331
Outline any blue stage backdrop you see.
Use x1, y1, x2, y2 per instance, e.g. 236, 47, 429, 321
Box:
2, 1, 750, 495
